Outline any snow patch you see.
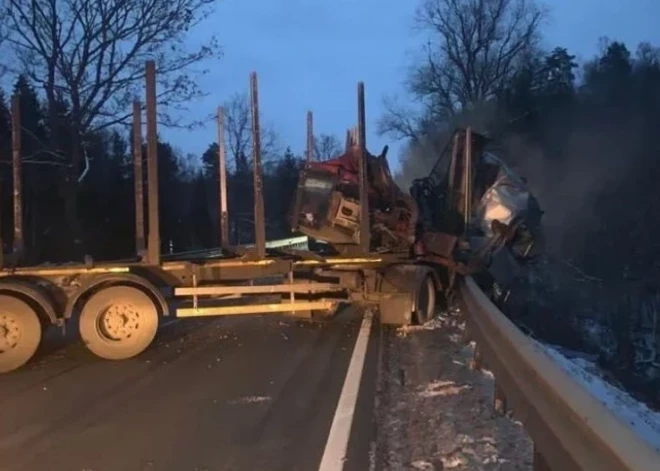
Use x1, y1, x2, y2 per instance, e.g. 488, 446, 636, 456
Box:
228, 395, 271, 405
397, 308, 463, 336
543, 345, 660, 452
418, 380, 472, 398
397, 317, 448, 335
411, 460, 435, 470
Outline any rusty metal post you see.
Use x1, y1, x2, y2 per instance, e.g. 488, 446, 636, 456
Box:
464, 127, 472, 229
11, 94, 23, 257
493, 381, 507, 415
461, 324, 472, 345
306, 111, 314, 162
532, 446, 551, 471
217, 106, 229, 250
470, 343, 483, 370
145, 60, 160, 265
132, 101, 145, 258
249, 72, 266, 259
357, 82, 370, 253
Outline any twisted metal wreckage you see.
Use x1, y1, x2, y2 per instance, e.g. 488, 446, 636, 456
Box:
293, 126, 544, 298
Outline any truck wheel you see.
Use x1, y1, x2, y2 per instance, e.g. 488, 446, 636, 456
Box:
0, 295, 42, 373
414, 275, 436, 325
79, 286, 159, 361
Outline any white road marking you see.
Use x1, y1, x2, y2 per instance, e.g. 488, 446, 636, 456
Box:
318, 310, 374, 471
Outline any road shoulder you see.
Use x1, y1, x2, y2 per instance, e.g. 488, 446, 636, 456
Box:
373, 310, 533, 470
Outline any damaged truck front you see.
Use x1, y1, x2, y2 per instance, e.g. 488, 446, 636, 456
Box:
291, 127, 543, 297
411, 129, 543, 294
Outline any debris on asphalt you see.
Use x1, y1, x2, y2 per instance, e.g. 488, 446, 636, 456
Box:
374, 309, 533, 470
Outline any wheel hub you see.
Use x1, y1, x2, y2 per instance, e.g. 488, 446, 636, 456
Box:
100, 304, 140, 341
0, 313, 20, 353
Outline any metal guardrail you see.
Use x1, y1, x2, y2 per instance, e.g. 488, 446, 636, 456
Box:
459, 276, 659, 471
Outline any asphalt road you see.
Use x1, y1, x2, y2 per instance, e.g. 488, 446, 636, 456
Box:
0, 307, 380, 471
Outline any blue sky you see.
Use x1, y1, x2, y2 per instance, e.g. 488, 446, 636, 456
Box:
167, 0, 660, 172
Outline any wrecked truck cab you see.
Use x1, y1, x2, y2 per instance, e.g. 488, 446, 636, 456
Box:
410, 128, 544, 281
291, 131, 417, 253
291, 125, 543, 294
473, 152, 544, 260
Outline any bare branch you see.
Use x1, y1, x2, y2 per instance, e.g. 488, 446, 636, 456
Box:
313, 133, 342, 160
220, 92, 280, 170
0, 13, 9, 78
377, 94, 424, 140
4, 0, 222, 137
412, 0, 545, 117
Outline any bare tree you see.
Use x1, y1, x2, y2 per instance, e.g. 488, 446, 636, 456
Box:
377, 95, 427, 141
380, 0, 545, 137
221, 92, 280, 171
4, 0, 220, 131
3, 0, 221, 256
0, 15, 9, 78
314, 133, 342, 160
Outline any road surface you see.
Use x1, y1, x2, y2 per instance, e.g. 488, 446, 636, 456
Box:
0, 307, 379, 471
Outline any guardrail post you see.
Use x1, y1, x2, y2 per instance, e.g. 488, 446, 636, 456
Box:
533, 446, 551, 471
493, 381, 507, 415
461, 324, 472, 344
470, 343, 483, 370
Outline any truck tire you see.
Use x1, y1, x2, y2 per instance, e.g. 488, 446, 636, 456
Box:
414, 275, 437, 325
79, 285, 159, 361
0, 295, 42, 373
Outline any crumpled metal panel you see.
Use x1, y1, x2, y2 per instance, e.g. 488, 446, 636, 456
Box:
474, 153, 540, 237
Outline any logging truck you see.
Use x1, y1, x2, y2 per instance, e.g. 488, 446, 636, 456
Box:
0, 62, 542, 373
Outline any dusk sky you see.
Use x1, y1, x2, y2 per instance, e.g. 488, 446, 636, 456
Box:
166, 0, 660, 172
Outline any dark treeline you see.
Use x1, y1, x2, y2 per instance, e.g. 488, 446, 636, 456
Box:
501, 40, 660, 282
0, 78, 325, 263
384, 0, 660, 283
0, 0, 343, 264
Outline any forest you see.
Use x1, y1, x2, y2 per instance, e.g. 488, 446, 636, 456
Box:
0, 0, 343, 264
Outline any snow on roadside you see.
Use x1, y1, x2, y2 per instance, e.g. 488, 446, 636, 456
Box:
543, 345, 660, 453
374, 311, 532, 470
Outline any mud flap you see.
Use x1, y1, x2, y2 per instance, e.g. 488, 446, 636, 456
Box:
378, 292, 414, 325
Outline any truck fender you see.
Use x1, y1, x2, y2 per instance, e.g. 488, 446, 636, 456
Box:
378, 263, 439, 294
0, 279, 60, 324
64, 273, 170, 319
